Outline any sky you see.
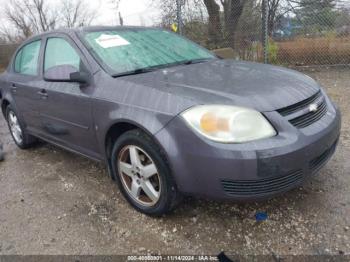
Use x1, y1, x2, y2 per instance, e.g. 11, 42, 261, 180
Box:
0, 0, 162, 29
1, 0, 349, 28
92, 0, 162, 26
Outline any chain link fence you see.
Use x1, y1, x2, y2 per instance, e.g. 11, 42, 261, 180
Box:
177, 0, 265, 62
269, 1, 350, 66
0, 0, 349, 70
173, 0, 350, 67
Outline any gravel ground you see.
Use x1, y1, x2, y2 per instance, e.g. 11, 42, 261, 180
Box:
0, 66, 349, 256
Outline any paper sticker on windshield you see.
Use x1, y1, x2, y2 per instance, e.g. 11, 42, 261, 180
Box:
95, 34, 130, 48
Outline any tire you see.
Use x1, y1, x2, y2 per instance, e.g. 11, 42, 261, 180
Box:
6, 105, 37, 149
111, 129, 181, 216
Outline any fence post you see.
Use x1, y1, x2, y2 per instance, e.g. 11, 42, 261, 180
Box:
176, 0, 183, 35
262, 0, 269, 64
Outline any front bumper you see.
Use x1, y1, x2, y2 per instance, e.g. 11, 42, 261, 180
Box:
155, 98, 341, 201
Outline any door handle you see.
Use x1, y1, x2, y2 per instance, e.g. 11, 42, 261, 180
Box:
37, 89, 48, 99
11, 83, 17, 94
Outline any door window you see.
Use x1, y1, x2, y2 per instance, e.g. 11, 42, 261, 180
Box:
44, 38, 81, 71
14, 40, 41, 75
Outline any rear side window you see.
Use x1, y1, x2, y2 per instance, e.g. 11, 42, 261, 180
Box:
44, 38, 81, 71
14, 40, 41, 75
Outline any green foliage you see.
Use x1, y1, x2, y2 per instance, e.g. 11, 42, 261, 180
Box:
268, 39, 278, 64
296, 0, 338, 33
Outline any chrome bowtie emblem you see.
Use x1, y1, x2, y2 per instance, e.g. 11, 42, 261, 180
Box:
309, 103, 318, 112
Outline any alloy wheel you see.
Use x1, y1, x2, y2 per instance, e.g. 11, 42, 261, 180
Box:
8, 111, 23, 144
117, 145, 161, 207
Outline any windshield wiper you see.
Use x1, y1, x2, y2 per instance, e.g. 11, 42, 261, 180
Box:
112, 67, 157, 78
182, 58, 213, 65
112, 58, 213, 78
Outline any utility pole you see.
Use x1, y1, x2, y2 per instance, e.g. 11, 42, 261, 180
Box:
176, 0, 183, 35
119, 12, 124, 26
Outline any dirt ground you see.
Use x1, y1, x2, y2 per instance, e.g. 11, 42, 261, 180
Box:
0, 66, 349, 256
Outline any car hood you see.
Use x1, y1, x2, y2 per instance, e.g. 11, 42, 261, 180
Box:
125, 59, 321, 112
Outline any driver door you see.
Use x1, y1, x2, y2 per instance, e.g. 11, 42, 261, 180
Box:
38, 35, 99, 159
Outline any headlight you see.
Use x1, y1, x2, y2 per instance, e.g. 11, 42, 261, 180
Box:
181, 105, 276, 143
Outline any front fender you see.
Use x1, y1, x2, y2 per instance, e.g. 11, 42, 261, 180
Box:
93, 98, 178, 160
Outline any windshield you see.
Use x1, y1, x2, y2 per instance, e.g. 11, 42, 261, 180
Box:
82, 28, 216, 76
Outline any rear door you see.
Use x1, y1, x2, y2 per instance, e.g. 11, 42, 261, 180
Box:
38, 35, 99, 159
7, 39, 43, 132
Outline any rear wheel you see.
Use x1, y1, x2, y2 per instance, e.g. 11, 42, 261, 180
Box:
6, 105, 36, 149
111, 129, 181, 216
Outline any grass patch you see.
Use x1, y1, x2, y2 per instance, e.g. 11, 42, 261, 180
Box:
276, 36, 350, 66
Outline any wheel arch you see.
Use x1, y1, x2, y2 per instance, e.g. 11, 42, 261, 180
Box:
104, 119, 168, 162
1, 99, 10, 119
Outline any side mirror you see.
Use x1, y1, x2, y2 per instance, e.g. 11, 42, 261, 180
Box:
70, 71, 90, 84
44, 65, 89, 84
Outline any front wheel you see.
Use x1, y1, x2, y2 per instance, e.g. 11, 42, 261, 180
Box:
111, 130, 181, 216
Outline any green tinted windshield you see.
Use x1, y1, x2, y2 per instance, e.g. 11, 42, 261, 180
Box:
83, 29, 215, 75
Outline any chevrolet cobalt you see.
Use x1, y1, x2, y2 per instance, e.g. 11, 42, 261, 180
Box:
0, 27, 341, 215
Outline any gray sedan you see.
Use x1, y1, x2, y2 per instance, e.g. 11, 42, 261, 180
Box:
0, 26, 341, 215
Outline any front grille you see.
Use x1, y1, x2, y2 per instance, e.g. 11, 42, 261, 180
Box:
289, 99, 327, 128
277, 91, 322, 116
221, 170, 303, 196
277, 91, 328, 129
309, 139, 338, 173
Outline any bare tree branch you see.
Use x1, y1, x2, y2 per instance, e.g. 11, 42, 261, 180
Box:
60, 0, 97, 28
1, 0, 97, 42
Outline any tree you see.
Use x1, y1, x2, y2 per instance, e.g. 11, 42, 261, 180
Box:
60, 0, 97, 28
201, 0, 246, 48
267, 0, 282, 35
222, 0, 245, 48
155, 0, 247, 49
1, 0, 97, 42
2, 0, 57, 40
294, 0, 337, 31
203, 0, 221, 46
155, 0, 178, 27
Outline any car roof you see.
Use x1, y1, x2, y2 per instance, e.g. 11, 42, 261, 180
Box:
30, 26, 158, 38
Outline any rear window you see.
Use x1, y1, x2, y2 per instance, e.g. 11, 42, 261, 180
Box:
14, 40, 41, 76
